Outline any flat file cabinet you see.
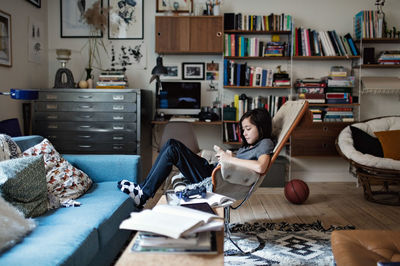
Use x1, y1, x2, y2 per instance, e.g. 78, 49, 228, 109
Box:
33, 89, 145, 155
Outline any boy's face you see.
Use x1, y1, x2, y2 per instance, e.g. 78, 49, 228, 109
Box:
241, 117, 259, 145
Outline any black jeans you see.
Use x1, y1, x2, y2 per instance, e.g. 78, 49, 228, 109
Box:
140, 139, 216, 199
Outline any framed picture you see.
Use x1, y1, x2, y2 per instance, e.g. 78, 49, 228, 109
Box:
0, 9, 12, 67
156, 0, 193, 13
108, 0, 144, 39
27, 0, 41, 8
161, 65, 181, 80
182, 62, 205, 80
60, 0, 103, 38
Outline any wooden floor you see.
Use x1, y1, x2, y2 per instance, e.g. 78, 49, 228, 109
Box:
149, 182, 400, 230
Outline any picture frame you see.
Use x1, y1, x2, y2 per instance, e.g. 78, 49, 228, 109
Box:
27, 0, 41, 8
156, 0, 193, 13
161, 65, 181, 80
108, 0, 144, 40
60, 0, 103, 38
182, 62, 205, 80
0, 9, 12, 67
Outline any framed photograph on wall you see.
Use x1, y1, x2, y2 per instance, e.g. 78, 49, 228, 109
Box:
108, 0, 144, 39
0, 9, 12, 67
156, 0, 193, 13
182, 62, 205, 80
60, 0, 103, 38
161, 65, 181, 80
27, 0, 41, 8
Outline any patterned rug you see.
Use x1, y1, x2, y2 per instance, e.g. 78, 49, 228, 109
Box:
224, 221, 355, 266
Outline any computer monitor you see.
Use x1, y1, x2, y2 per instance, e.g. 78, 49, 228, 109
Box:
157, 82, 201, 115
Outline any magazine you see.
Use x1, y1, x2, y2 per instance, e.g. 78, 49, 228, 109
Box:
179, 192, 235, 207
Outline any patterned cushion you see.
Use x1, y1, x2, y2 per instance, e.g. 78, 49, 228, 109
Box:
0, 155, 48, 217
0, 195, 36, 253
22, 139, 93, 202
0, 134, 21, 162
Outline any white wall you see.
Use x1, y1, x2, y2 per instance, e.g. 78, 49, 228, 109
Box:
0, 0, 48, 130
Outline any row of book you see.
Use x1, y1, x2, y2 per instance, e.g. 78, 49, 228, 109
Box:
96, 70, 128, 89
292, 28, 359, 56
310, 107, 354, 122
354, 10, 385, 39
223, 59, 290, 87
224, 34, 288, 57
224, 13, 293, 32
377, 50, 400, 64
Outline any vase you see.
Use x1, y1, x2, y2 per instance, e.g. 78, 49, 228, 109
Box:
85, 68, 93, 88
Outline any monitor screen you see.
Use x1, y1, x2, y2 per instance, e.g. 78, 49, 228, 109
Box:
157, 82, 201, 115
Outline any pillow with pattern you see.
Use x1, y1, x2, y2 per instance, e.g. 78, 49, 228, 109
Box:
22, 139, 93, 202
0, 134, 21, 162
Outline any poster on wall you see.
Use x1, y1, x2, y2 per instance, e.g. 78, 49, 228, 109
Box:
110, 41, 147, 70
108, 0, 144, 39
0, 9, 12, 67
28, 17, 44, 64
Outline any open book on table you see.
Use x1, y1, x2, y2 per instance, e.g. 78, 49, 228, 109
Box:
119, 204, 223, 239
179, 191, 235, 207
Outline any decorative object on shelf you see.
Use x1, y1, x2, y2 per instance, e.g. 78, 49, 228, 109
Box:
108, 0, 144, 39
156, 0, 192, 13
375, 0, 387, 37
54, 49, 75, 88
26, 0, 41, 8
85, 68, 94, 88
60, 0, 103, 38
0, 9, 12, 67
182, 62, 205, 80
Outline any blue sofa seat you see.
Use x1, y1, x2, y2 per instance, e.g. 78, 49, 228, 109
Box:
0, 136, 140, 266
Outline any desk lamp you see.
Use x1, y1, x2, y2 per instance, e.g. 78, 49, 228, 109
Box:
149, 55, 168, 112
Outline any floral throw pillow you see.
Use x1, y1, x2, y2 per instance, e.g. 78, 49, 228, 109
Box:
0, 134, 21, 162
22, 139, 92, 202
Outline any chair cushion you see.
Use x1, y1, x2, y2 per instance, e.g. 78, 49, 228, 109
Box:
350, 126, 383, 157
374, 130, 400, 160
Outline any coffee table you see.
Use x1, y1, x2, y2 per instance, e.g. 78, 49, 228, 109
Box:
115, 196, 224, 266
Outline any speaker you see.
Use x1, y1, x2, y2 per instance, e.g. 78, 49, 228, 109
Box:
363, 47, 375, 64
224, 13, 235, 30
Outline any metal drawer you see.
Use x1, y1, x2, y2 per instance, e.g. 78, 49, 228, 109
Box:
35, 102, 137, 112
38, 92, 137, 103
34, 121, 137, 132
49, 141, 138, 154
39, 132, 137, 143
34, 112, 137, 122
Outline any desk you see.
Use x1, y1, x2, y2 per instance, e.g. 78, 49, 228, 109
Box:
115, 196, 225, 266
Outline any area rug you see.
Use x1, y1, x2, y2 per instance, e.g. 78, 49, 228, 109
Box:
224, 220, 355, 266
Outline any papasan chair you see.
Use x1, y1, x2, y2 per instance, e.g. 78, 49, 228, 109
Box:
336, 116, 400, 205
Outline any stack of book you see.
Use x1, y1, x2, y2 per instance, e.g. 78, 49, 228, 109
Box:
223, 59, 275, 87
309, 108, 323, 122
295, 78, 326, 103
292, 28, 359, 56
354, 10, 385, 39
377, 51, 400, 65
273, 72, 290, 86
224, 13, 292, 31
96, 71, 128, 89
323, 107, 354, 122
264, 42, 286, 57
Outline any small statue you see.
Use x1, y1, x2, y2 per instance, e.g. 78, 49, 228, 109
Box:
173, 1, 179, 11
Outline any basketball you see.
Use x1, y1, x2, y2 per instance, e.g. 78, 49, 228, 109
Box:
284, 179, 309, 204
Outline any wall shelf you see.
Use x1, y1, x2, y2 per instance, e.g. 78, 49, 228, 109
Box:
224, 56, 290, 60
224, 85, 291, 89
360, 38, 400, 43
292, 56, 360, 60
360, 64, 400, 68
224, 30, 291, 34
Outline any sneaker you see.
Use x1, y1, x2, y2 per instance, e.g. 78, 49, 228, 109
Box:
117, 180, 147, 208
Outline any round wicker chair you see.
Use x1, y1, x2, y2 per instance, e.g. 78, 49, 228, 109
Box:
336, 116, 400, 205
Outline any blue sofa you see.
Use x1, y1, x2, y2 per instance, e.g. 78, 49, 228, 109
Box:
0, 136, 140, 266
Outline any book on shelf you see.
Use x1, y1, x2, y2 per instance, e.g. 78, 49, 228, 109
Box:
224, 13, 292, 31
131, 231, 217, 254
354, 10, 385, 39
119, 204, 223, 239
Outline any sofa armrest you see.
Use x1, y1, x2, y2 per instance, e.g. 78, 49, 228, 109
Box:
63, 154, 141, 183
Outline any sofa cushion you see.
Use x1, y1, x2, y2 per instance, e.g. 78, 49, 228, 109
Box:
0, 224, 99, 266
0, 195, 36, 253
22, 139, 92, 203
0, 134, 21, 162
374, 130, 400, 160
0, 156, 48, 217
350, 126, 383, 157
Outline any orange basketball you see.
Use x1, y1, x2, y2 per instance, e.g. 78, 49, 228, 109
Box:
284, 179, 309, 204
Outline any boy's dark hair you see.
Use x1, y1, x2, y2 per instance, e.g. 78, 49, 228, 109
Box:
239, 108, 272, 147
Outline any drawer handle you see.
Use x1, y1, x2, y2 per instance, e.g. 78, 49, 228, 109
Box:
113, 105, 124, 111
113, 145, 124, 150
217, 31, 222, 37
113, 115, 124, 120
48, 124, 58, 129
80, 115, 92, 119
113, 95, 125, 101
78, 135, 91, 139
78, 145, 92, 148
46, 104, 58, 110
79, 105, 92, 109
47, 115, 58, 119
323, 127, 328, 132
79, 125, 91, 129
113, 136, 124, 140
78, 95, 93, 99
113, 126, 124, 130
45, 94, 58, 100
